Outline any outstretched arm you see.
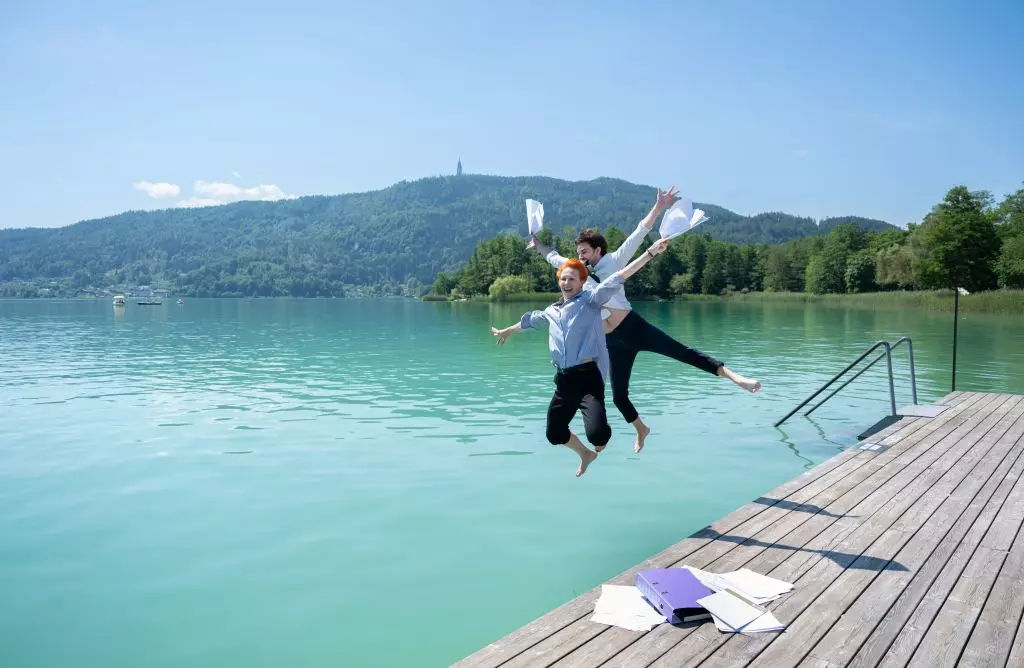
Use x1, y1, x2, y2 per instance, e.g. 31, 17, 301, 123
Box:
491, 323, 523, 344
604, 187, 680, 268
491, 310, 547, 344
587, 237, 671, 307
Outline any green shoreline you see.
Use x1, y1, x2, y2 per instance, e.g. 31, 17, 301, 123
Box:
424, 289, 1024, 314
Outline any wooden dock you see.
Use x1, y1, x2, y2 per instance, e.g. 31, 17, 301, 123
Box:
455, 391, 1024, 668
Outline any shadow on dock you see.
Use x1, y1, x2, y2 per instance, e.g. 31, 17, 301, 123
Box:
753, 497, 852, 518
692, 526, 908, 572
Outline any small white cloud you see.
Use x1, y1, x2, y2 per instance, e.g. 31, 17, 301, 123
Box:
193, 180, 295, 202
134, 180, 181, 198
168, 179, 297, 209
232, 171, 242, 180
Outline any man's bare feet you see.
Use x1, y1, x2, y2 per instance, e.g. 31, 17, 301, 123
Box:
577, 449, 598, 477
633, 422, 651, 453
734, 375, 761, 393
718, 366, 762, 393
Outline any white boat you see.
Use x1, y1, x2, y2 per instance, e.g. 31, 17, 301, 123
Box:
113, 295, 125, 306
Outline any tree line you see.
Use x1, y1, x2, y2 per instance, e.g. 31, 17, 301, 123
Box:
432, 184, 1024, 299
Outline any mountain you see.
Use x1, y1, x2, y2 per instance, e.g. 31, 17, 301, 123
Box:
0, 174, 896, 297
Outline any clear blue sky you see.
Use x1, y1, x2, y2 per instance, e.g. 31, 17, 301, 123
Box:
1, 0, 1021, 229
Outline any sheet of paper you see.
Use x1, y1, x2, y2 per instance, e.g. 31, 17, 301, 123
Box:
659, 199, 709, 238
681, 565, 730, 593
719, 568, 794, 601
696, 591, 765, 632
525, 199, 544, 235
710, 610, 784, 633
589, 584, 666, 632
739, 611, 785, 632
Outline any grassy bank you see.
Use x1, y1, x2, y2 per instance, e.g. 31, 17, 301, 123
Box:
424, 289, 1023, 314
717, 289, 1024, 314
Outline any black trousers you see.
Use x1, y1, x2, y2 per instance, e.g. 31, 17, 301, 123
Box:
605, 310, 724, 423
545, 361, 612, 448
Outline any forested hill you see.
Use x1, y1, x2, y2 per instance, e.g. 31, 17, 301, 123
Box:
0, 174, 895, 297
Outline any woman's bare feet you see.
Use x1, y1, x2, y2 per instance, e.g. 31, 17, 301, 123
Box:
718, 366, 762, 393
632, 419, 651, 453
563, 432, 598, 477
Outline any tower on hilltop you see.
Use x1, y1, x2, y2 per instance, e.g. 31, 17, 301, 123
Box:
456, 158, 463, 176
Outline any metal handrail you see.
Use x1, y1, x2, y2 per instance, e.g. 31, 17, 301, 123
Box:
804, 336, 917, 417
774, 340, 894, 428
774, 336, 918, 428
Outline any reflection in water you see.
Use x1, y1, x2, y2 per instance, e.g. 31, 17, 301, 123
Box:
773, 426, 816, 470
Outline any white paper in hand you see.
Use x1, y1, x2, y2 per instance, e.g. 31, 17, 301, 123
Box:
525, 199, 545, 235
660, 198, 709, 240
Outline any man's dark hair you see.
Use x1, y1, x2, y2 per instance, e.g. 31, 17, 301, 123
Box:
575, 229, 608, 256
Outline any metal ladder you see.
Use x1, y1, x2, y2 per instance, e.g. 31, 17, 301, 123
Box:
774, 337, 918, 428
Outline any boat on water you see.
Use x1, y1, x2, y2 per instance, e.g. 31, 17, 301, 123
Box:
113, 295, 125, 306
177, 298, 184, 305
137, 298, 163, 306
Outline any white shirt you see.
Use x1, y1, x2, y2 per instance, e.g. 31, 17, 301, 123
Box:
544, 221, 652, 315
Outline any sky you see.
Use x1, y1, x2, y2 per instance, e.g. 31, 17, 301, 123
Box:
1, 0, 1022, 229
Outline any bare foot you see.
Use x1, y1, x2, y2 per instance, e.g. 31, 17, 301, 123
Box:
718, 366, 761, 393
576, 449, 598, 477
734, 375, 761, 393
634, 423, 651, 453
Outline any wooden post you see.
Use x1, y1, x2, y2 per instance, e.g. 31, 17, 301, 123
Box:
952, 287, 959, 391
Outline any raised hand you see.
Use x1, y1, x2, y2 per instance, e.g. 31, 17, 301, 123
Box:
649, 237, 671, 256
656, 186, 681, 211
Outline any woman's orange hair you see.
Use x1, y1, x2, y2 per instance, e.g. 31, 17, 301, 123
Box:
557, 258, 589, 283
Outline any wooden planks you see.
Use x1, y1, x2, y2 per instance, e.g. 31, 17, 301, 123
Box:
453, 392, 1024, 668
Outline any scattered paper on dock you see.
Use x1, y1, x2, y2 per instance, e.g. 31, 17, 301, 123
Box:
590, 584, 666, 632
589, 567, 793, 633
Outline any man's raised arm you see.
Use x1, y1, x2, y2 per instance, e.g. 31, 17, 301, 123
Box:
605, 186, 680, 269
527, 235, 569, 270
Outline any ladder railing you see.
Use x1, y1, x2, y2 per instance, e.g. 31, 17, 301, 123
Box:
774, 337, 917, 428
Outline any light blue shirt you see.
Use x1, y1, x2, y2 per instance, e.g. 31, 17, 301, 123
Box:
518, 273, 626, 382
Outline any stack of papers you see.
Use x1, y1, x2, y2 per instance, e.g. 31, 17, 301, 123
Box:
682, 566, 793, 633
589, 584, 667, 632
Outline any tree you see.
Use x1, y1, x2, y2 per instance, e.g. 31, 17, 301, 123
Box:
996, 235, 1024, 288
762, 246, 791, 292
701, 242, 730, 295
875, 244, 916, 290
913, 186, 1001, 291
488, 275, 531, 300
432, 272, 456, 296
995, 184, 1024, 239
844, 249, 876, 293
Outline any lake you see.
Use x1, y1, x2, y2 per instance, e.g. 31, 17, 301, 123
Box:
2, 298, 1022, 667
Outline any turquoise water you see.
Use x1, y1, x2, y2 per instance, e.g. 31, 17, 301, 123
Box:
1, 298, 1022, 667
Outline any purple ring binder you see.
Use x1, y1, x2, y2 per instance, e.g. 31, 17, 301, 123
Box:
636, 568, 715, 624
